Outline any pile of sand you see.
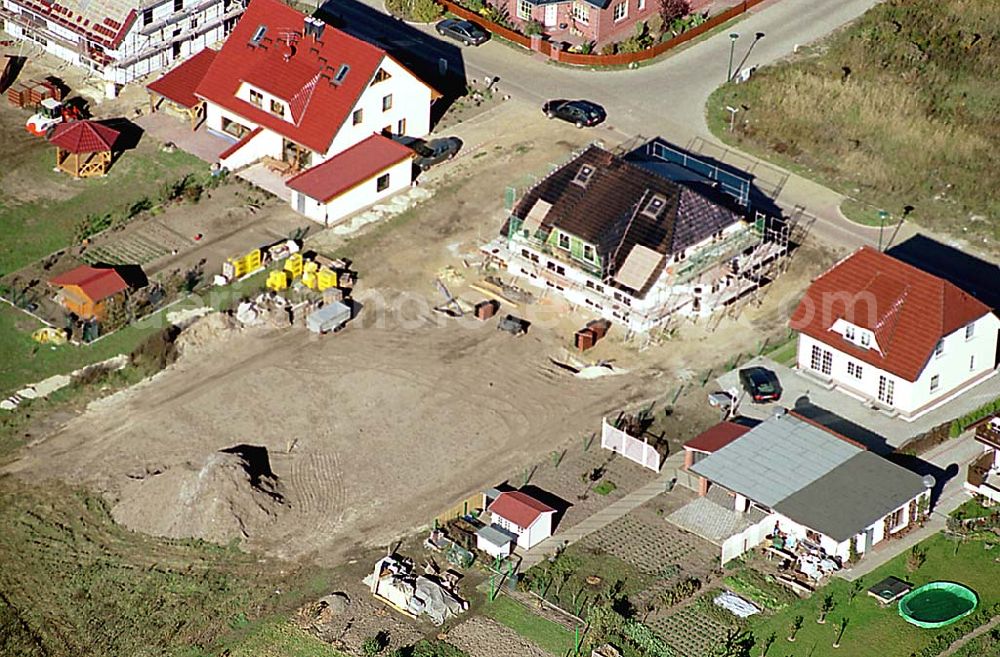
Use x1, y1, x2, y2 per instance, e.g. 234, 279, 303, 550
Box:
174, 312, 240, 356
111, 446, 287, 544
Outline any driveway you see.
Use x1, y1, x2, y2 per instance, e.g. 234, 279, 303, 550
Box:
717, 356, 1000, 452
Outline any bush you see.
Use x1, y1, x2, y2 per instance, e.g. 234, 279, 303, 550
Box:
600, 42, 618, 55
523, 19, 543, 36
464, 0, 485, 10
658, 0, 689, 23
411, 0, 443, 22
950, 396, 1000, 436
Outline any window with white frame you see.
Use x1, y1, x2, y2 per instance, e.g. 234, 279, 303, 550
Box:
860, 332, 870, 347
613, 1, 627, 21
847, 361, 863, 379
572, 1, 589, 24
517, 0, 532, 20
558, 232, 571, 250
966, 322, 975, 340
583, 244, 595, 261
639, 0, 645, 9
844, 326, 856, 341
930, 374, 939, 392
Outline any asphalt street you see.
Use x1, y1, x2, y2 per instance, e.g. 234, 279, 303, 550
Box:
319, 0, 912, 251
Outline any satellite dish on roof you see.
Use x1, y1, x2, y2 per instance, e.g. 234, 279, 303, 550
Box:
922, 474, 936, 490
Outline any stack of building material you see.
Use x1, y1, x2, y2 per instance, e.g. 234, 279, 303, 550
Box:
575, 319, 611, 351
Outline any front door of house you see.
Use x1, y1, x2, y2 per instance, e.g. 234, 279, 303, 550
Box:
864, 527, 874, 553
544, 4, 557, 27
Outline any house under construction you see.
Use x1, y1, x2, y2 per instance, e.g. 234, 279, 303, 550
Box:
489, 139, 789, 334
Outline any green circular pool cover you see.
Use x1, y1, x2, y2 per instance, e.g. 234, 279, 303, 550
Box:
898, 582, 978, 628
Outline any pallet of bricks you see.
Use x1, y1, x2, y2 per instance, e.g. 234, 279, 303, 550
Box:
7, 79, 63, 108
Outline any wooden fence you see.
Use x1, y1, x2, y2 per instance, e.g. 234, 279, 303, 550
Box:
435, 0, 770, 67
434, 491, 485, 527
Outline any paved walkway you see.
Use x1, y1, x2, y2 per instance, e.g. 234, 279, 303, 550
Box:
518, 452, 685, 570
837, 434, 982, 582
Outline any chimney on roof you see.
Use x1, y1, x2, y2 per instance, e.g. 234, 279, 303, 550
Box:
773, 406, 787, 419
304, 17, 325, 42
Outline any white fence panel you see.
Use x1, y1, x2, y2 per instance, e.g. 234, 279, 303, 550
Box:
601, 417, 661, 472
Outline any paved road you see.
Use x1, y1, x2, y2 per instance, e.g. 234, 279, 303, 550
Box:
319, 0, 907, 250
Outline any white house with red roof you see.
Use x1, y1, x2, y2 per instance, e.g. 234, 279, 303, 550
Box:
148, 0, 435, 224
1, 0, 244, 96
790, 246, 1000, 420
486, 490, 556, 550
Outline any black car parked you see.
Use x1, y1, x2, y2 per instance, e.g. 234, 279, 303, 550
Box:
739, 366, 782, 403
542, 99, 606, 128
408, 137, 463, 171
435, 19, 490, 46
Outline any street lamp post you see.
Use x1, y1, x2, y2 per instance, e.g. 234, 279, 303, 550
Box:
727, 33, 739, 81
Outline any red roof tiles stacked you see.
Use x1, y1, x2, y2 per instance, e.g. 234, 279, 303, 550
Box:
790, 246, 992, 381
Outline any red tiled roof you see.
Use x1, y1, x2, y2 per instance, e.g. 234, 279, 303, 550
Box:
50, 265, 129, 301
47, 120, 119, 154
488, 491, 555, 529
286, 134, 413, 202
790, 246, 992, 381
219, 126, 263, 161
194, 0, 388, 154
683, 421, 752, 454
146, 49, 218, 109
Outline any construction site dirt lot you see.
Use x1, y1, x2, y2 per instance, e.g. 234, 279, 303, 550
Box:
4, 98, 844, 571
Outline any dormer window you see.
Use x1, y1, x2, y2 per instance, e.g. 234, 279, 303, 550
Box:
572, 164, 594, 187
844, 326, 856, 341
860, 332, 870, 347
249, 89, 263, 107
558, 232, 571, 250
270, 99, 285, 117
641, 194, 667, 219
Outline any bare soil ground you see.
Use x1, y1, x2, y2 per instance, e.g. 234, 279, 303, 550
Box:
3, 98, 840, 574
448, 616, 553, 657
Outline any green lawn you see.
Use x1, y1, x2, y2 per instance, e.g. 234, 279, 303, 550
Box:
747, 533, 1000, 657
216, 619, 346, 657
705, 0, 1000, 250
950, 498, 998, 521
483, 595, 577, 656
0, 142, 202, 276
764, 334, 798, 367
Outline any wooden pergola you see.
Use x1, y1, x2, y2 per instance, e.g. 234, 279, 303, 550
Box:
47, 120, 120, 178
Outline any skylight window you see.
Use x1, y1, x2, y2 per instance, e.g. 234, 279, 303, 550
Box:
250, 24, 267, 46
333, 64, 350, 85
572, 164, 594, 187
641, 194, 667, 219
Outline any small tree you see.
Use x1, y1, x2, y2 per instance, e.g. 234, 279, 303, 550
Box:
906, 545, 926, 573
658, 0, 689, 23
411, 0, 443, 23
847, 535, 860, 564
523, 19, 543, 36
817, 593, 834, 624
362, 631, 390, 656
787, 615, 803, 642
848, 579, 864, 605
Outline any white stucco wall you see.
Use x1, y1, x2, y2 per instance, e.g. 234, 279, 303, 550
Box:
291, 156, 412, 226
489, 510, 553, 550
321, 55, 432, 162
797, 313, 999, 416
721, 513, 778, 565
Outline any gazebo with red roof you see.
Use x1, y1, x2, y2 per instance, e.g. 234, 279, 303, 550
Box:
48, 120, 120, 178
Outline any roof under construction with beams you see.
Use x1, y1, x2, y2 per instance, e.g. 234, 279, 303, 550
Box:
507, 145, 746, 296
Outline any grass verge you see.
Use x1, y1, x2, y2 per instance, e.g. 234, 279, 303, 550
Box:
483, 595, 577, 656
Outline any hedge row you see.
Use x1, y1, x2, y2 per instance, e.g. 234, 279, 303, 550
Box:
949, 396, 1000, 437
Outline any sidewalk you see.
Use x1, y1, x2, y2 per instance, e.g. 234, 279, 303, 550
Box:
518, 452, 684, 570
837, 434, 980, 582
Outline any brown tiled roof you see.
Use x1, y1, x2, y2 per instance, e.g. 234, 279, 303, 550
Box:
790, 246, 992, 381
510, 146, 743, 294
683, 421, 752, 453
